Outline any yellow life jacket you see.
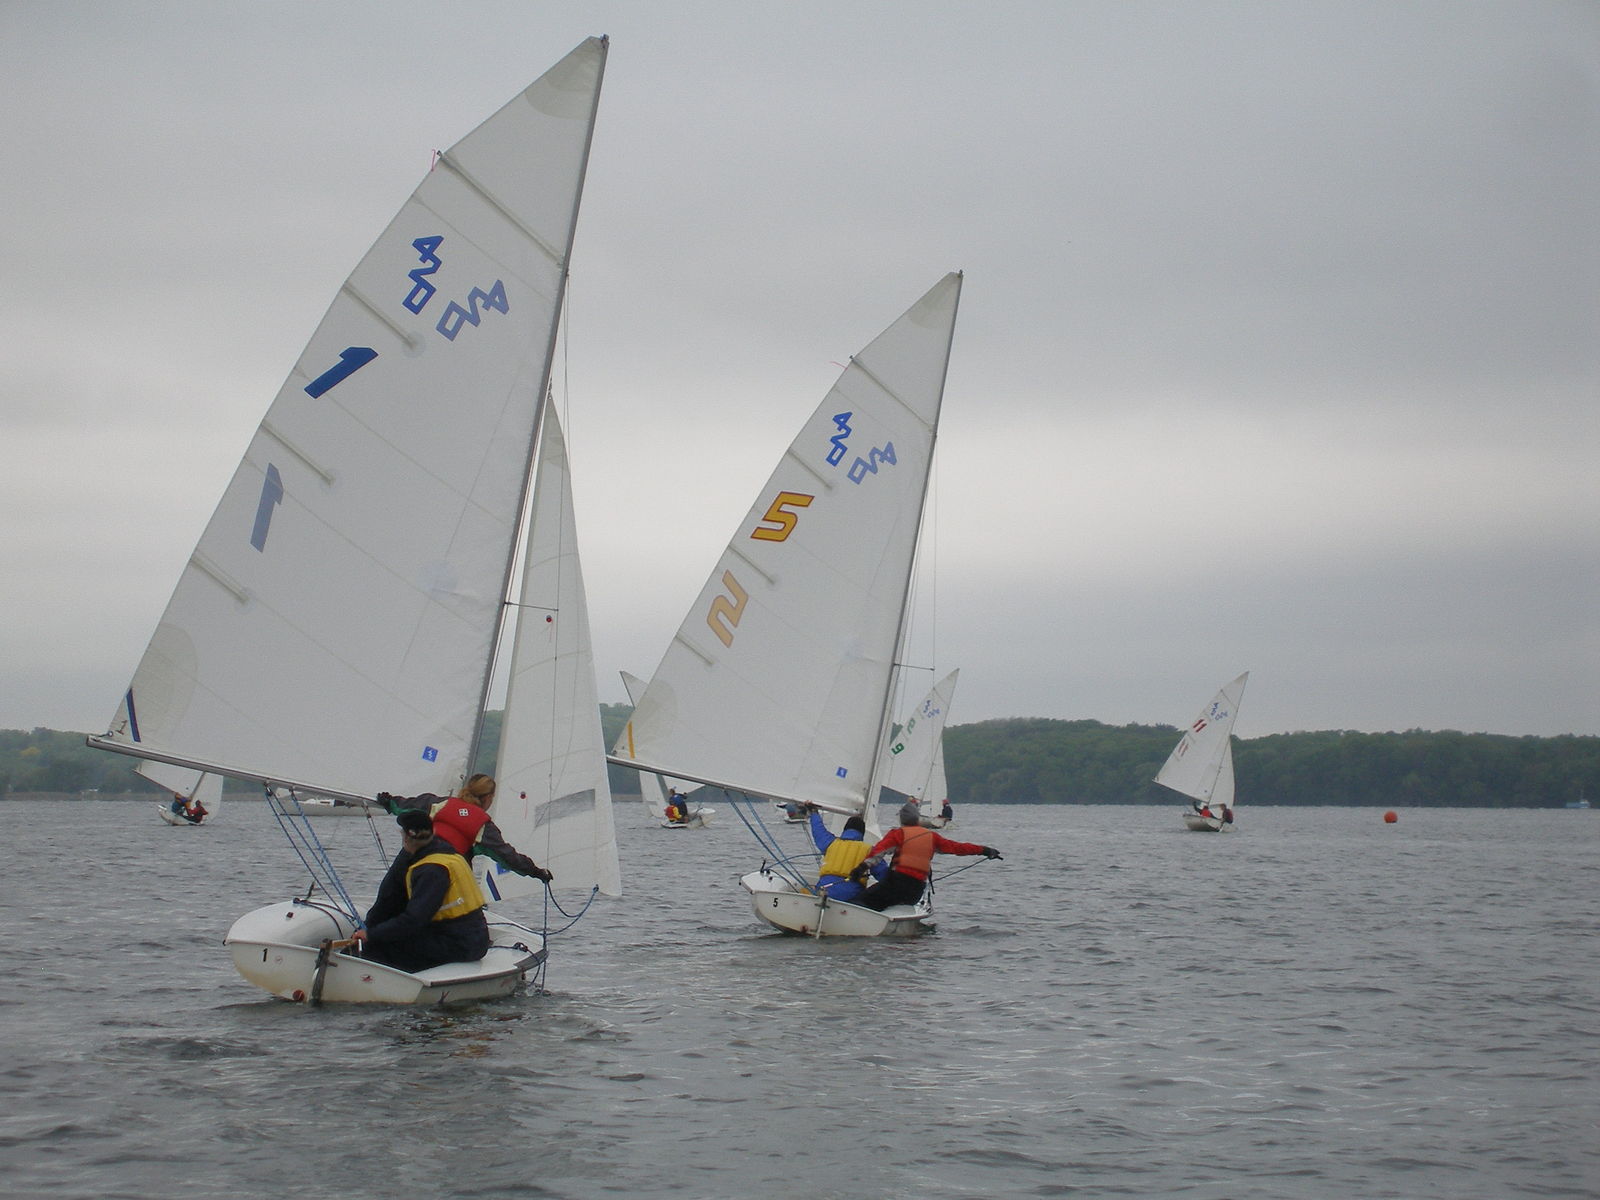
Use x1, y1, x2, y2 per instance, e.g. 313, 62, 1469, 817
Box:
818, 836, 870, 881
407, 851, 487, 921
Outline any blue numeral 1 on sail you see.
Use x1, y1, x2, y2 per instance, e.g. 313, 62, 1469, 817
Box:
304, 347, 378, 398
251, 464, 283, 551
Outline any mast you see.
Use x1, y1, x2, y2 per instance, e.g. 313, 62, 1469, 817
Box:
859, 272, 962, 826
466, 36, 609, 775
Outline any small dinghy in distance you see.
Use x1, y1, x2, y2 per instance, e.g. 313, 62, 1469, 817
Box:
90, 38, 619, 1003
1156, 672, 1249, 832
147, 763, 220, 826
620, 672, 714, 829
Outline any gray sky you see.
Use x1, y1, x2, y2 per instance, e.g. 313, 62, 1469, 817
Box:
4, 0, 1596, 740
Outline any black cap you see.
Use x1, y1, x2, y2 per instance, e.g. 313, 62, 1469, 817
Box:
396, 809, 433, 835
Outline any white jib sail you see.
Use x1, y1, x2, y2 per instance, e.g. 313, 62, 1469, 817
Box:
96, 39, 608, 804
485, 409, 620, 900
612, 273, 962, 815
1154, 671, 1250, 807
879, 668, 959, 805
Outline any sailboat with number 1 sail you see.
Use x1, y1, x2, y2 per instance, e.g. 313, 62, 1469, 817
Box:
1156, 672, 1249, 832
89, 37, 619, 1003
610, 273, 999, 936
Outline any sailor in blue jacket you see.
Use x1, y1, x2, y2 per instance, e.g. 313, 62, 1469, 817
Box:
806, 807, 885, 903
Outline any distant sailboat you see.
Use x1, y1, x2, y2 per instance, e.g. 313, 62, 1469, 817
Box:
620, 671, 713, 828
90, 38, 619, 1003
144, 762, 220, 826
1156, 672, 1248, 832
879, 669, 958, 826
611, 274, 994, 936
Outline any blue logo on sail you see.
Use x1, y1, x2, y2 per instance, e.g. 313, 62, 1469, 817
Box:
422, 746, 438, 762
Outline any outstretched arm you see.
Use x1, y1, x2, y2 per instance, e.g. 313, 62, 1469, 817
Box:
477, 819, 553, 882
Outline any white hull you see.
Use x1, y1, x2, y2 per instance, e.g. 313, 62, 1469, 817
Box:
155, 803, 204, 826
224, 900, 545, 1004
1182, 812, 1234, 832
269, 797, 373, 818
739, 868, 931, 937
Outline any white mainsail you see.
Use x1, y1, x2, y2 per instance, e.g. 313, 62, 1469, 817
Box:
611, 273, 963, 819
94, 39, 609, 812
483, 409, 619, 901
878, 668, 959, 811
1155, 671, 1249, 809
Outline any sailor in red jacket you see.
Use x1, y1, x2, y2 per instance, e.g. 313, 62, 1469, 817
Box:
858, 802, 1001, 912
377, 773, 553, 885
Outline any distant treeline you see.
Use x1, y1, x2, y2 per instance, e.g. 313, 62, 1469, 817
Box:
945, 718, 1599, 807
7, 711, 1596, 808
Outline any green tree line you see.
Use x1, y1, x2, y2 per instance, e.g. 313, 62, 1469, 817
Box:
945, 718, 1600, 807
7, 714, 1597, 807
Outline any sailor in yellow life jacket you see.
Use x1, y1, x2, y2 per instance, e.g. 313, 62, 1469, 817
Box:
352, 809, 492, 972
807, 809, 886, 903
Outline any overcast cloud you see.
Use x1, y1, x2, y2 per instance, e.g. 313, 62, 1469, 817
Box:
2, 0, 1596, 740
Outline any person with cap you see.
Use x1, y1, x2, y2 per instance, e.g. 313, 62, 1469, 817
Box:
803, 805, 885, 904
375, 773, 553, 885
351, 808, 490, 972
856, 802, 1001, 912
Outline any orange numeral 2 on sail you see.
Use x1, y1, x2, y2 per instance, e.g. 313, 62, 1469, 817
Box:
706, 571, 749, 647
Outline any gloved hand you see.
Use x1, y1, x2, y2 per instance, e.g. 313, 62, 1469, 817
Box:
534, 867, 554, 883
376, 792, 397, 806
982, 846, 1003, 860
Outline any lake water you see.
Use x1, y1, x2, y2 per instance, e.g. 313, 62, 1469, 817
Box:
1, 801, 1594, 1199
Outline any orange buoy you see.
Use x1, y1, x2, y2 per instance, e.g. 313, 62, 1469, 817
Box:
1383, 810, 1398, 824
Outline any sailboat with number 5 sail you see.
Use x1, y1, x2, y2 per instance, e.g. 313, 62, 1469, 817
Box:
89, 37, 619, 1003
1157, 672, 1249, 832
610, 273, 999, 936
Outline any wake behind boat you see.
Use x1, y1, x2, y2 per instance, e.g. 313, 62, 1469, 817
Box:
610, 274, 1000, 936
90, 38, 619, 1003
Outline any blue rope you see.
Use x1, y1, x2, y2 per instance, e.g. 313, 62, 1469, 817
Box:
264, 784, 362, 920
726, 789, 820, 891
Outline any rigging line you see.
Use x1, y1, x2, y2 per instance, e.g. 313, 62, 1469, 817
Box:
727, 791, 816, 890
263, 785, 361, 918
539, 883, 601, 935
